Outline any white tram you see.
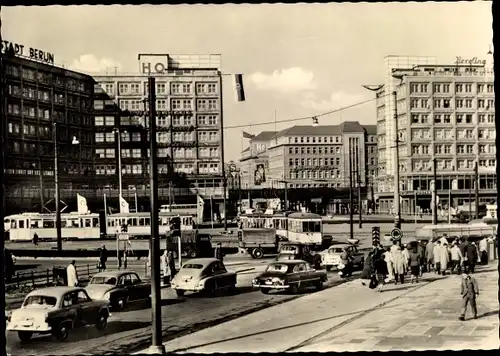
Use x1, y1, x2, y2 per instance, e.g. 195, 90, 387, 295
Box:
5, 212, 101, 241
286, 212, 323, 245
238, 210, 288, 237
105, 211, 194, 237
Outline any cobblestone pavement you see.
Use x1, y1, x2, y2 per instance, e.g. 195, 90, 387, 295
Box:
295, 266, 499, 352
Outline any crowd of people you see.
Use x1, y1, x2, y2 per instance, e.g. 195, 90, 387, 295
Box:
360, 234, 494, 292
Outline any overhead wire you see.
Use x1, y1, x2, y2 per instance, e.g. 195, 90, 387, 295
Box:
224, 93, 389, 130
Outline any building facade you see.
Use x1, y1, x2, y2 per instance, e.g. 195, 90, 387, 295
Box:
239, 122, 377, 213
2, 50, 95, 213
239, 131, 277, 190
375, 56, 496, 214
93, 54, 225, 203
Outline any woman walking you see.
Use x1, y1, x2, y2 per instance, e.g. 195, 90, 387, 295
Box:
408, 244, 421, 283
385, 247, 395, 282
392, 246, 406, 285
373, 248, 388, 292
360, 250, 375, 286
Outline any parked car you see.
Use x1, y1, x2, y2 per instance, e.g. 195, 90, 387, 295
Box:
252, 260, 327, 294
85, 270, 151, 311
170, 258, 237, 297
322, 243, 365, 271
6, 286, 110, 342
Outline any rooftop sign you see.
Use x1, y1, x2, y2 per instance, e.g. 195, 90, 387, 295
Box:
1, 40, 55, 65
455, 56, 486, 66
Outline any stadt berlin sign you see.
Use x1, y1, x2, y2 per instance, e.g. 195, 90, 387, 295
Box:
1, 40, 55, 65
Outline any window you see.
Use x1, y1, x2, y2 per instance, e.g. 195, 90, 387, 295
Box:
443, 84, 450, 93
465, 99, 473, 108
465, 114, 473, 124
456, 84, 463, 93
171, 99, 181, 110
157, 100, 167, 110
443, 114, 451, 124
182, 99, 192, 110
456, 114, 463, 124
118, 83, 129, 95
171, 83, 180, 94
130, 83, 140, 94
95, 133, 105, 143
465, 84, 472, 93
434, 114, 441, 124
182, 83, 191, 94
456, 99, 463, 108
95, 116, 104, 126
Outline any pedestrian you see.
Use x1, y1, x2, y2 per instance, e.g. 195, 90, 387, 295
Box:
385, 247, 394, 282
215, 242, 224, 261
339, 246, 353, 278
438, 241, 450, 275
390, 240, 399, 254
401, 244, 410, 273
161, 250, 170, 285
392, 246, 406, 285
373, 247, 388, 292
464, 239, 478, 274
360, 250, 374, 286
408, 244, 421, 283
433, 240, 443, 274
99, 244, 108, 271
66, 260, 78, 287
425, 239, 435, 273
478, 237, 488, 265
459, 271, 479, 321
168, 250, 177, 278
417, 240, 425, 276
450, 242, 463, 274
33, 232, 39, 246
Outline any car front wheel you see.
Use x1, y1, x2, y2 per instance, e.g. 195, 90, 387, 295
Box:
260, 288, 270, 294
289, 284, 299, 294
53, 322, 70, 341
95, 312, 108, 331
18, 331, 33, 342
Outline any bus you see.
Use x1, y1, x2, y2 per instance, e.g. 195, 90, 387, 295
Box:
105, 211, 194, 237
5, 212, 101, 241
159, 204, 197, 216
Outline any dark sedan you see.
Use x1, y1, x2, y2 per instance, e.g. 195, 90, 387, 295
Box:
85, 270, 151, 311
252, 260, 327, 294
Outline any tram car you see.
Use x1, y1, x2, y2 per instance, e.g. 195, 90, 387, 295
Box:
5, 212, 101, 241
105, 212, 194, 237
286, 212, 323, 246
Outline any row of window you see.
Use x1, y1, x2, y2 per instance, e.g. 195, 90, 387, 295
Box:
411, 143, 496, 155
409, 98, 495, 110
95, 147, 220, 160
288, 157, 377, 167
8, 85, 91, 108
288, 170, 377, 180
7, 122, 92, 142
410, 128, 496, 140
101, 82, 219, 96
410, 113, 495, 125
7, 104, 93, 126
95, 162, 220, 175
8, 141, 92, 159
94, 114, 220, 127
109, 98, 219, 112
409, 82, 494, 94
411, 159, 496, 171
6, 65, 92, 93
287, 146, 376, 156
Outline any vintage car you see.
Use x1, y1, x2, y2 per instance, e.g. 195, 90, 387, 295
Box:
6, 286, 110, 342
322, 243, 365, 271
85, 270, 151, 311
170, 258, 237, 297
252, 260, 327, 294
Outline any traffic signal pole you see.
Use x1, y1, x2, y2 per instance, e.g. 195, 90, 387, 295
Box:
147, 77, 166, 355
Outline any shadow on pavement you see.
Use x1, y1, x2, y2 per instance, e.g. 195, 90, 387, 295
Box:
167, 302, 411, 353
478, 310, 499, 319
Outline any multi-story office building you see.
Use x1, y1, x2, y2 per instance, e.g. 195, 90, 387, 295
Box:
2, 45, 95, 212
240, 122, 377, 213
93, 54, 225, 204
375, 55, 496, 213
239, 131, 277, 190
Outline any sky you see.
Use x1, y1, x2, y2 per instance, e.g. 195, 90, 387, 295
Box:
2, 2, 493, 162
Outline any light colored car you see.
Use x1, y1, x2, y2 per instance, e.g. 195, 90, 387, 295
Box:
6, 286, 110, 342
85, 270, 151, 311
170, 258, 237, 297
322, 243, 365, 271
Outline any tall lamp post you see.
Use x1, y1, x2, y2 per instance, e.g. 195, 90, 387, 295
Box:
279, 180, 289, 211
54, 121, 80, 251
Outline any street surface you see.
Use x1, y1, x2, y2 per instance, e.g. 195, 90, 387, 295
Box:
147, 265, 498, 353
6, 258, 356, 355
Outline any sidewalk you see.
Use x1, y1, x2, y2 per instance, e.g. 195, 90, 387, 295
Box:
136, 265, 498, 353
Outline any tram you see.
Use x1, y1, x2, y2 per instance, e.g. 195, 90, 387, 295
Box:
286, 212, 323, 246
105, 211, 194, 237
5, 212, 101, 241
237, 210, 288, 237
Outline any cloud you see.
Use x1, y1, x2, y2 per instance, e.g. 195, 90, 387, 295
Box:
300, 91, 368, 112
249, 67, 316, 93
69, 54, 122, 74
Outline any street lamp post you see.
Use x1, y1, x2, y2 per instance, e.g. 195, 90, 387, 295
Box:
279, 180, 288, 211
53, 122, 80, 251
393, 91, 402, 229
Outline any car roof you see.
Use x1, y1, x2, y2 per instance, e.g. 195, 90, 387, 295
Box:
270, 259, 308, 265
182, 258, 219, 266
27, 286, 83, 298
92, 270, 137, 278
329, 244, 351, 249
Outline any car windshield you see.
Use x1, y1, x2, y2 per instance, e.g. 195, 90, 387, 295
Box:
281, 245, 298, 252
182, 264, 203, 269
90, 276, 117, 285
329, 247, 344, 254
266, 263, 290, 272
24, 295, 57, 307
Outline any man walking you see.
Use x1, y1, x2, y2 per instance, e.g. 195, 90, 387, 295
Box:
459, 271, 479, 321
478, 238, 488, 265
464, 239, 478, 273
99, 245, 108, 271
425, 239, 434, 273
450, 241, 463, 274
66, 260, 78, 287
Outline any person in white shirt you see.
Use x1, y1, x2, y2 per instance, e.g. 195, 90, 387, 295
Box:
66, 260, 78, 287
478, 238, 488, 265
450, 242, 463, 274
